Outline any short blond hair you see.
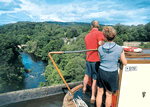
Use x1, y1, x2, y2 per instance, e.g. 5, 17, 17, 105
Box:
102, 26, 116, 41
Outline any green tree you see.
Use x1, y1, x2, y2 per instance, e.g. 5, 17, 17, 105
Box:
120, 34, 128, 42
144, 22, 150, 41
24, 41, 37, 53
137, 24, 147, 41
114, 36, 123, 46
41, 65, 64, 86
139, 42, 150, 48
64, 57, 86, 82
0, 34, 25, 92
41, 39, 64, 60
66, 28, 79, 38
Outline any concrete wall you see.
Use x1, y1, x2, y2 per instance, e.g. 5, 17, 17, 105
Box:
0, 81, 82, 106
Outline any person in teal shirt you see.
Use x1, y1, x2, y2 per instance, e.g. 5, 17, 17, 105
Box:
96, 26, 127, 107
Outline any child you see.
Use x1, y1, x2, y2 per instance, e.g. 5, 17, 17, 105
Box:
96, 26, 127, 107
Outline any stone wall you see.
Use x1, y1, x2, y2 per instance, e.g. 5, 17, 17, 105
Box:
0, 81, 83, 106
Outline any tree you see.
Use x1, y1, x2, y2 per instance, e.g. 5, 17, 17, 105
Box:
114, 36, 123, 46
120, 34, 128, 42
66, 28, 79, 38
41, 64, 64, 86
137, 24, 147, 41
41, 39, 64, 60
0, 34, 25, 92
139, 42, 150, 48
64, 57, 86, 82
24, 41, 37, 53
144, 22, 150, 41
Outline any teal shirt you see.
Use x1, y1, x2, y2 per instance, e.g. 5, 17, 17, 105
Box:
98, 42, 123, 72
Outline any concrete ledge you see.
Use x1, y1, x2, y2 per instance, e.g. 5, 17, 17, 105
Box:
0, 81, 83, 106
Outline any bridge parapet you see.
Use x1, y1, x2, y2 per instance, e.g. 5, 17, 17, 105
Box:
0, 81, 82, 106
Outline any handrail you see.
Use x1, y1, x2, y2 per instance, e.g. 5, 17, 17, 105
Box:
48, 49, 97, 98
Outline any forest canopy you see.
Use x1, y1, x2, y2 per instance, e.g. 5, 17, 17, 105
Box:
0, 34, 25, 92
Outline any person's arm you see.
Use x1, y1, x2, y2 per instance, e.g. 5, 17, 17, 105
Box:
98, 52, 101, 62
97, 32, 105, 46
120, 50, 127, 65
98, 41, 105, 46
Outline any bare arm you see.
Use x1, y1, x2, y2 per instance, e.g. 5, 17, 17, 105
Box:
98, 41, 105, 46
98, 52, 101, 62
120, 50, 127, 65
98, 40, 103, 62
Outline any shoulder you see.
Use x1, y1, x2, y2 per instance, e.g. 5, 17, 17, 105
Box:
92, 31, 104, 39
98, 31, 103, 33
115, 44, 123, 52
116, 44, 123, 48
96, 31, 104, 40
93, 30, 103, 34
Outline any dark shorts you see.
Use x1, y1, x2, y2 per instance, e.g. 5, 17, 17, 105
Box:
85, 61, 100, 80
97, 68, 119, 93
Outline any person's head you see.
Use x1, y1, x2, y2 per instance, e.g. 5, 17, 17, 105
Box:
91, 20, 99, 29
102, 26, 116, 41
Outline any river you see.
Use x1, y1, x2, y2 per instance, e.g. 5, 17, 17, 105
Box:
21, 51, 47, 89
0, 51, 48, 94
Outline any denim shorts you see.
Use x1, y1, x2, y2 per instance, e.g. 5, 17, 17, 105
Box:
97, 68, 119, 93
85, 61, 100, 80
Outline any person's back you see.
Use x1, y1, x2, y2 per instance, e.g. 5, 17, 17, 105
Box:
85, 29, 104, 62
83, 20, 104, 104
96, 26, 127, 107
98, 42, 123, 71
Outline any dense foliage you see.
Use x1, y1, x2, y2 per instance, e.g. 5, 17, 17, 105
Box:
139, 42, 150, 48
0, 34, 25, 92
0, 21, 150, 88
